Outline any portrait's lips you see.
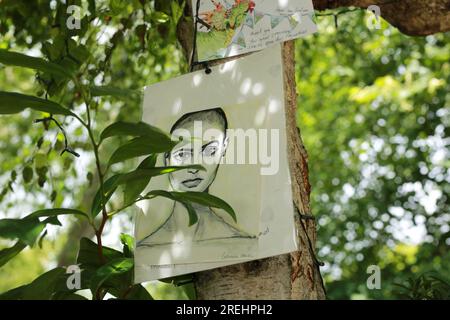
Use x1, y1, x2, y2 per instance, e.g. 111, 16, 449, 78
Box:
182, 178, 203, 188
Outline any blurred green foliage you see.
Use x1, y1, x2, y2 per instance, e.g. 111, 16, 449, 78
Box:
297, 12, 449, 299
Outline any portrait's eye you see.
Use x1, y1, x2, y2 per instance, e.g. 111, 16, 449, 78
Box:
172, 149, 192, 162
202, 145, 217, 157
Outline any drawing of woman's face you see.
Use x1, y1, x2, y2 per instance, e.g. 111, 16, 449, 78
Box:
166, 109, 228, 192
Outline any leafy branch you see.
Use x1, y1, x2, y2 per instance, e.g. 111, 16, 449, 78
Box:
0, 0, 227, 300
0, 46, 233, 302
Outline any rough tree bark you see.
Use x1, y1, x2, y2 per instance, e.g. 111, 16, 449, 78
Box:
175, 0, 450, 300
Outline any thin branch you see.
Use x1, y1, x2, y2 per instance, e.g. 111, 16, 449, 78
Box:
34, 116, 80, 158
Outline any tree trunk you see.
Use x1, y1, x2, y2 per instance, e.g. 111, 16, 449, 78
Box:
175, 0, 450, 300
191, 41, 325, 300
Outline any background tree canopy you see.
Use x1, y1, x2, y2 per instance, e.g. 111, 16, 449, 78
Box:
0, 0, 449, 299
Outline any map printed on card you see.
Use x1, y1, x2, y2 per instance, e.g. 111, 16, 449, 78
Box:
194, 0, 317, 62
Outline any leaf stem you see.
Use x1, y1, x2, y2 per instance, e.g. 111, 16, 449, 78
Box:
72, 77, 109, 266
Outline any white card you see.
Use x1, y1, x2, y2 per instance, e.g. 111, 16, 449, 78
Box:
194, 0, 317, 61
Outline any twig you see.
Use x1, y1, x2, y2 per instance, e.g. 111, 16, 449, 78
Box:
34, 116, 80, 158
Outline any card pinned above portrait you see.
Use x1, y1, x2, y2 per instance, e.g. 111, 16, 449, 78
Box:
135, 45, 298, 282
193, 0, 317, 62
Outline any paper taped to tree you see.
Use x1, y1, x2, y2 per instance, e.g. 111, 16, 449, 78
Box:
134, 44, 297, 282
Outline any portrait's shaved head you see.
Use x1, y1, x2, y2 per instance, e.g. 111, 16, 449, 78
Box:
170, 108, 228, 135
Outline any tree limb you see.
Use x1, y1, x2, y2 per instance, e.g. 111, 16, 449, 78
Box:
313, 0, 450, 36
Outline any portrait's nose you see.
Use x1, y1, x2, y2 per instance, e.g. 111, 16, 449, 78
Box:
188, 169, 199, 174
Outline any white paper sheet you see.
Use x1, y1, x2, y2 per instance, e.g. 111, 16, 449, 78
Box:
135, 44, 297, 282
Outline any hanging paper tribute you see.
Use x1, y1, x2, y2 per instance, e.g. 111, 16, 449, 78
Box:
193, 0, 317, 62
134, 45, 297, 282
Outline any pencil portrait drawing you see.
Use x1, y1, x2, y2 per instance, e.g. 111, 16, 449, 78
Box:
137, 107, 255, 248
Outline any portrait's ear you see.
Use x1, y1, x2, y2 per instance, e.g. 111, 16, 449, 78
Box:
164, 152, 169, 166
222, 136, 229, 156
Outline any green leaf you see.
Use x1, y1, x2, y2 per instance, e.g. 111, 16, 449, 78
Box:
183, 283, 197, 300
160, 273, 194, 286
154, 191, 198, 225
88, 0, 96, 16
90, 86, 139, 100
42, 216, 61, 226
123, 155, 157, 205
181, 201, 199, 226
77, 238, 123, 268
0, 268, 67, 300
27, 208, 88, 219
10, 170, 17, 182
68, 41, 90, 63
110, 0, 127, 15
172, 191, 237, 222
142, 190, 199, 225
0, 209, 87, 246
0, 285, 27, 300
0, 241, 27, 268
90, 174, 122, 218
76, 238, 128, 295
91, 165, 204, 218
124, 284, 153, 300
38, 229, 48, 248
0, 91, 74, 115
90, 258, 133, 295
52, 292, 88, 300
0, 49, 72, 78
100, 121, 172, 144
0, 218, 45, 246
120, 233, 134, 257
34, 152, 47, 168
151, 11, 170, 24
144, 190, 236, 225
171, 1, 185, 23
50, 190, 58, 203
75, 238, 140, 299
22, 166, 33, 183
117, 165, 205, 188
42, 36, 65, 61
108, 136, 176, 166
21, 267, 67, 300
